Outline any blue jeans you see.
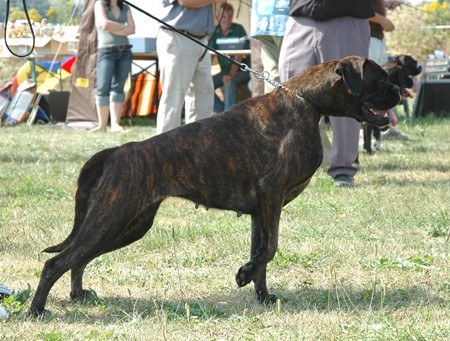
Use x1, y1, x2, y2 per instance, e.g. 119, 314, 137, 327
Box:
213, 69, 250, 112
95, 47, 132, 106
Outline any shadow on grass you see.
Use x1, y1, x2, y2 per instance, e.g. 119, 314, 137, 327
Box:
32, 283, 446, 323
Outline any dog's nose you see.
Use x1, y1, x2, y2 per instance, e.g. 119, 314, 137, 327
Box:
391, 84, 400, 93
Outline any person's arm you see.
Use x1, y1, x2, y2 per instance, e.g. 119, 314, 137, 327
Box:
227, 25, 246, 77
178, 0, 226, 8
223, 59, 242, 85
369, 12, 395, 32
385, 0, 403, 10
94, 2, 135, 36
109, 8, 135, 36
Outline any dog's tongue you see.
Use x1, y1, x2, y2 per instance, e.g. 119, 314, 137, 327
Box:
372, 108, 398, 126
386, 109, 398, 126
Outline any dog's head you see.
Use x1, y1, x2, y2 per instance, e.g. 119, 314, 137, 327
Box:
386, 65, 415, 97
394, 54, 422, 76
385, 54, 422, 97
333, 57, 401, 126
283, 56, 400, 127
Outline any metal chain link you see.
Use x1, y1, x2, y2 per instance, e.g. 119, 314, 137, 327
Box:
239, 63, 283, 90
239, 63, 300, 98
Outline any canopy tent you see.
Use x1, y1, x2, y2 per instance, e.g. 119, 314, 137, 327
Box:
65, 0, 98, 125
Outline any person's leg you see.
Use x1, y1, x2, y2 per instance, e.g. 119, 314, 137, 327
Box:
156, 29, 199, 134
369, 37, 388, 65
319, 117, 332, 169
318, 17, 370, 185
92, 105, 110, 132
213, 71, 225, 113
259, 35, 283, 93
223, 70, 250, 110
92, 49, 114, 132
109, 102, 125, 132
185, 39, 214, 125
279, 16, 317, 82
109, 49, 132, 132
327, 116, 361, 181
279, 17, 331, 167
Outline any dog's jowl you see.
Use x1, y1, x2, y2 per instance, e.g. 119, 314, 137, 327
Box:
30, 56, 400, 315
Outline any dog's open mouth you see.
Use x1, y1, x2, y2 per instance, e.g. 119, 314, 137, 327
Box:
363, 103, 398, 127
401, 76, 418, 98
400, 87, 411, 98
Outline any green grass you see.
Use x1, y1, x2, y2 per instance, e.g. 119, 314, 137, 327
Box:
1, 115, 450, 340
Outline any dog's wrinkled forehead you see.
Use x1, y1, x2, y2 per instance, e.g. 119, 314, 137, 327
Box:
396, 55, 422, 76
334, 57, 390, 97
364, 59, 390, 83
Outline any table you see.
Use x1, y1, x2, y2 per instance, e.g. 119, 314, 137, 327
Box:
132, 49, 251, 61
131, 50, 252, 114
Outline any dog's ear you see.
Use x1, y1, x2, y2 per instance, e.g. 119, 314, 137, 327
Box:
335, 59, 364, 97
388, 67, 400, 84
396, 55, 407, 66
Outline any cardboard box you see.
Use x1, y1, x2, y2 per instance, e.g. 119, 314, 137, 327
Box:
2, 81, 36, 126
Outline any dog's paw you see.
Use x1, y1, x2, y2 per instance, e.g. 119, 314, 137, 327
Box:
70, 289, 100, 304
257, 291, 277, 305
235, 262, 256, 287
27, 307, 51, 318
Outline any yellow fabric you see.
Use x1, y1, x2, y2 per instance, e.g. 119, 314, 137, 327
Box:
15, 61, 71, 93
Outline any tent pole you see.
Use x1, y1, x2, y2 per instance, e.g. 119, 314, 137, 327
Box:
30, 56, 37, 83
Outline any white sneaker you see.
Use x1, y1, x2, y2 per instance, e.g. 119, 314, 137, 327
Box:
0, 284, 12, 298
381, 127, 410, 141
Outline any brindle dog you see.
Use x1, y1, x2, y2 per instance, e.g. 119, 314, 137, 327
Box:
30, 56, 400, 315
363, 54, 422, 154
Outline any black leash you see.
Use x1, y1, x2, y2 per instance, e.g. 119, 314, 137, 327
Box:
3, 0, 35, 57
123, 1, 285, 88
123, 0, 250, 72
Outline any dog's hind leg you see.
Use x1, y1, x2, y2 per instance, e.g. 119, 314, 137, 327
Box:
235, 195, 282, 304
44, 147, 118, 254
69, 201, 162, 301
31, 200, 162, 315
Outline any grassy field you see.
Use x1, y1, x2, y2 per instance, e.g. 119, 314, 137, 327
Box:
0, 115, 449, 340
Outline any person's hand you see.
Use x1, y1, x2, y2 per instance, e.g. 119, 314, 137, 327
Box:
385, 0, 403, 10
223, 74, 233, 85
381, 17, 395, 32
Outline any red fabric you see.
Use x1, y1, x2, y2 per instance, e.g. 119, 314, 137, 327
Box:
11, 75, 19, 96
61, 56, 77, 73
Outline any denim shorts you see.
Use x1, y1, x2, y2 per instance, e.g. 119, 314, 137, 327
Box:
95, 47, 132, 106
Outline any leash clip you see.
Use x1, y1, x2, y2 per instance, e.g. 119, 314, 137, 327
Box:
243, 64, 284, 89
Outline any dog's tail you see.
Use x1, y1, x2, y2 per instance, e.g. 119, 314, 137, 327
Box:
43, 147, 119, 253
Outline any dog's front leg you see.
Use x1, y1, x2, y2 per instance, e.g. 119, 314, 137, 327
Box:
363, 123, 373, 154
236, 197, 281, 304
